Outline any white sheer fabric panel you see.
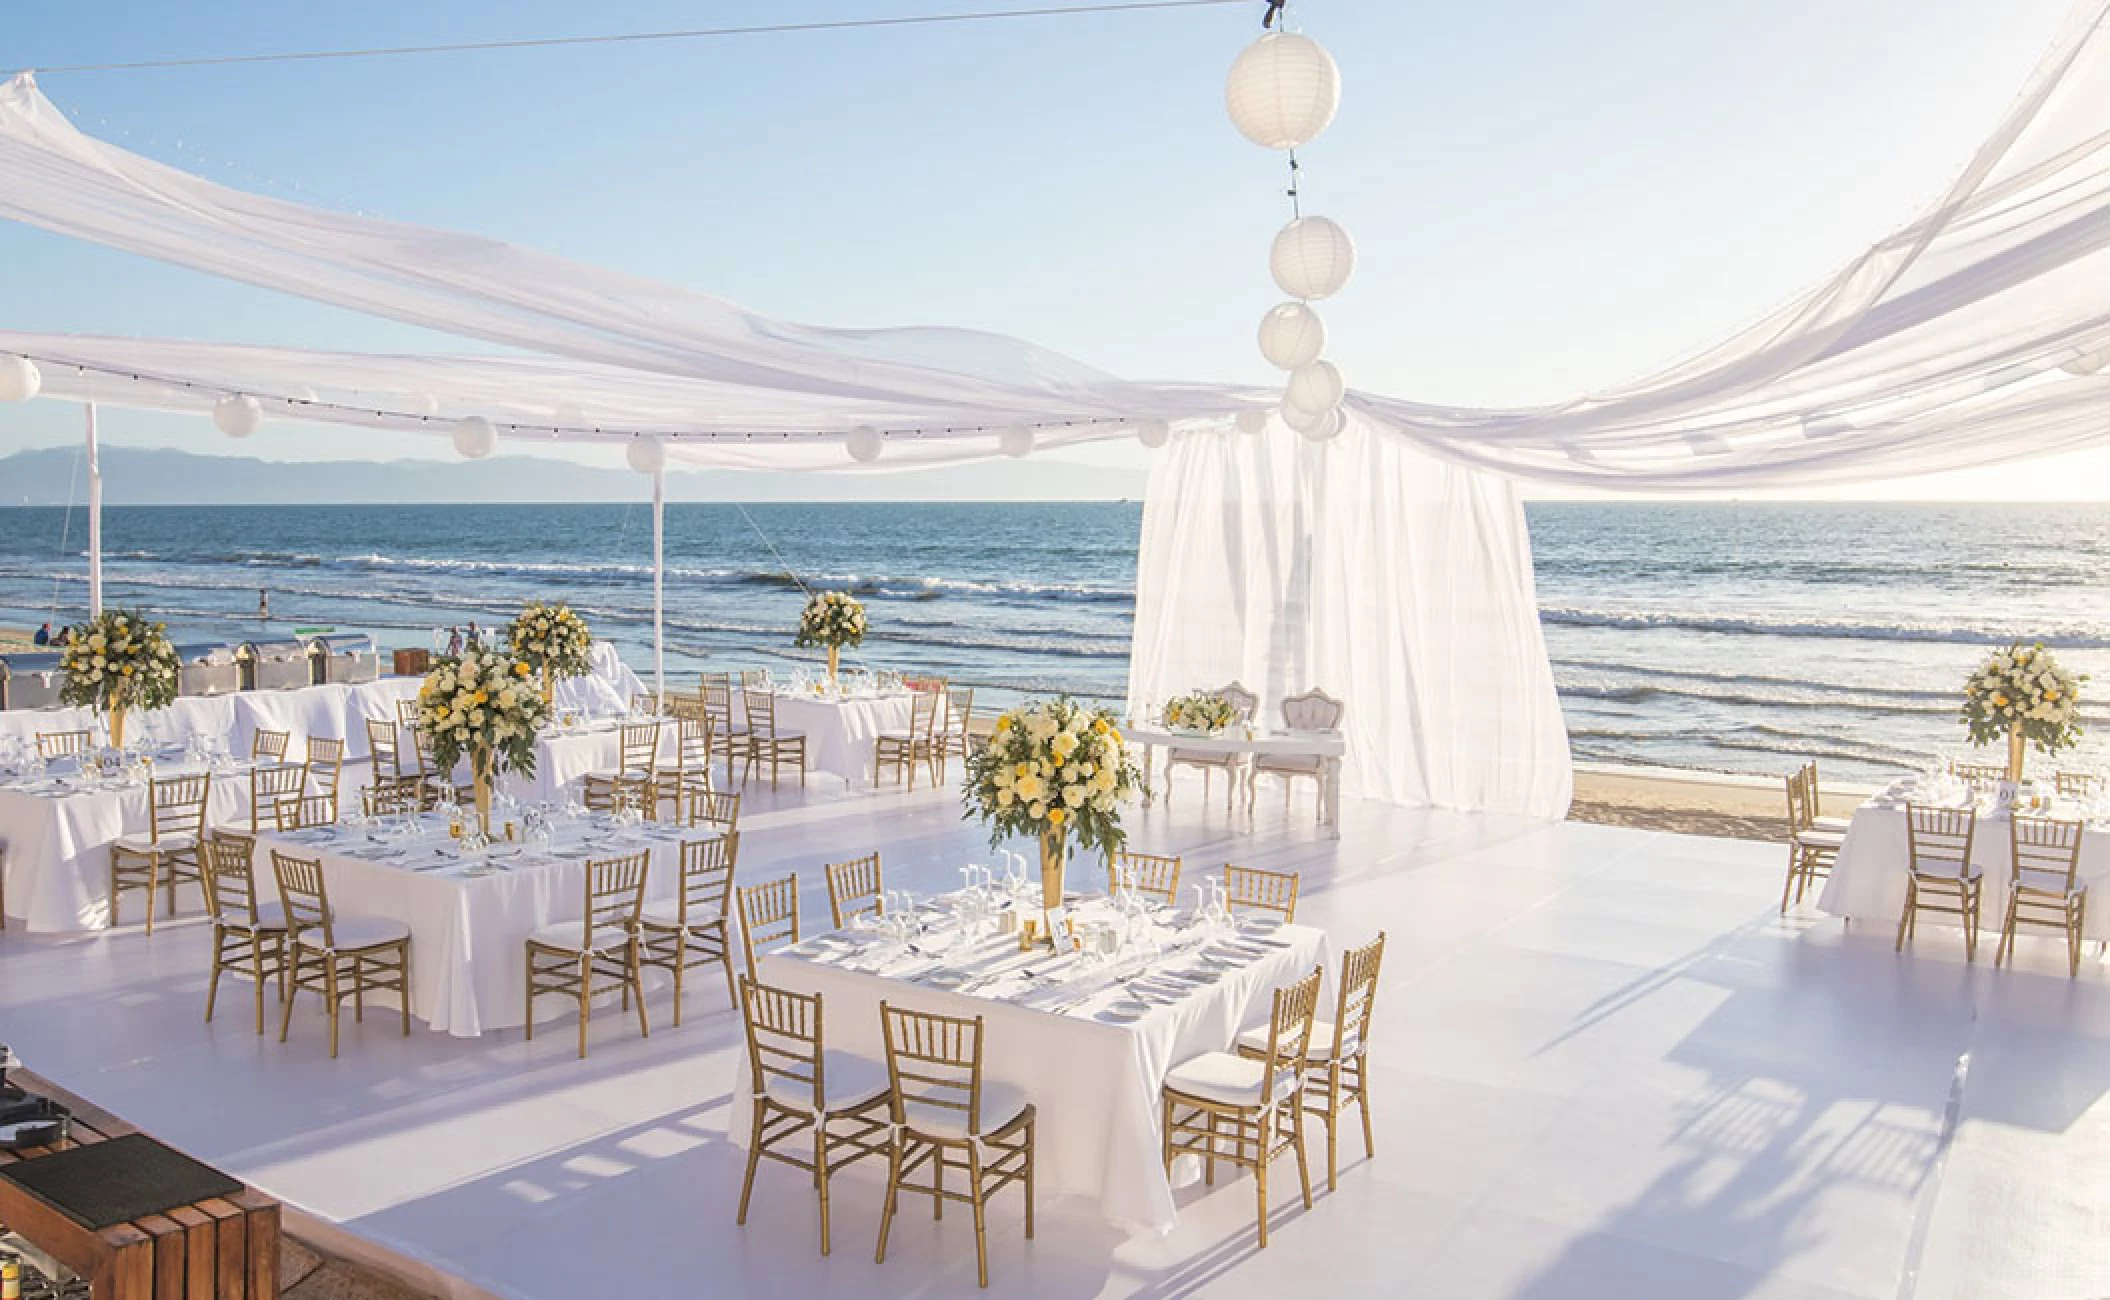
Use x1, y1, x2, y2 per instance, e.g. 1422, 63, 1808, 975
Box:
1128, 417, 1572, 818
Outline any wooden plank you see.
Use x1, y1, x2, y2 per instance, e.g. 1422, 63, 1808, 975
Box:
111, 1233, 154, 1300
141, 1214, 184, 1300
167, 1207, 215, 1300
233, 1191, 277, 1300
209, 1203, 247, 1300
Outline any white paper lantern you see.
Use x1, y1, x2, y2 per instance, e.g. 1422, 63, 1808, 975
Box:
1285, 360, 1345, 413
1281, 399, 1336, 434
626, 434, 667, 475
845, 425, 884, 463
452, 415, 498, 459
1136, 418, 1171, 449
1233, 409, 1271, 436
405, 391, 441, 418
1270, 216, 1356, 301
2062, 347, 2110, 376
998, 424, 1035, 458
0, 355, 41, 403
1225, 32, 1341, 150
1294, 407, 1345, 443
1257, 303, 1326, 371
212, 394, 262, 438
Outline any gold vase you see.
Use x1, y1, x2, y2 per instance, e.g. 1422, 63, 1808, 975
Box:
2006, 728, 2026, 783
827, 644, 840, 690
541, 666, 556, 709
1039, 829, 1067, 926
107, 704, 127, 751
471, 749, 494, 838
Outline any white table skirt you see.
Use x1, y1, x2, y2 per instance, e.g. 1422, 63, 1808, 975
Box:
768, 692, 915, 785
1817, 801, 2110, 940
0, 765, 256, 931
0, 679, 423, 763
253, 821, 692, 1037
0, 694, 239, 752
737, 921, 1327, 1231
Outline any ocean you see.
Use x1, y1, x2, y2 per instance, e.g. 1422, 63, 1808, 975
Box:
0, 499, 2104, 784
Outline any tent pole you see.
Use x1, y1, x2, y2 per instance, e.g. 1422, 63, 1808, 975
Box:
651, 467, 665, 701
85, 402, 103, 619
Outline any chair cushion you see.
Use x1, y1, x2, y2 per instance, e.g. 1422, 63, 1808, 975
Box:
1253, 754, 1324, 774
1910, 861, 1984, 882
298, 916, 410, 951
759, 730, 806, 742
2015, 866, 2085, 897
114, 831, 197, 854
901, 1080, 1029, 1141
761, 1050, 889, 1113
218, 901, 289, 932
1793, 829, 1844, 850
1811, 815, 1851, 833
527, 920, 634, 952
1164, 1050, 1297, 1108
639, 899, 722, 929
1236, 1019, 1343, 1061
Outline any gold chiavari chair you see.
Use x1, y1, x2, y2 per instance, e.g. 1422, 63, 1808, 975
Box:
702, 675, 749, 784
1109, 848, 1182, 905
640, 833, 740, 1026
109, 772, 210, 934
2056, 770, 2104, 800
584, 721, 661, 816
736, 873, 800, 980
666, 691, 706, 723
1248, 688, 1344, 814
1949, 760, 2006, 795
1897, 804, 1984, 959
198, 832, 288, 1035
249, 760, 308, 833
1238, 932, 1385, 1191
630, 692, 663, 717
365, 718, 424, 806
250, 727, 290, 764
1780, 762, 1845, 911
1166, 682, 1257, 812
937, 685, 976, 779
874, 1002, 1036, 1288
302, 736, 345, 804
525, 850, 653, 1058
689, 788, 742, 838
740, 669, 770, 690
35, 729, 91, 761
735, 978, 892, 1256
272, 850, 412, 1058
1224, 863, 1300, 923
1997, 814, 2089, 975
652, 715, 715, 822
395, 698, 421, 728
874, 690, 942, 790
742, 689, 808, 789
407, 724, 475, 807
1162, 965, 1322, 1249
274, 794, 340, 831
825, 852, 884, 929
361, 782, 422, 820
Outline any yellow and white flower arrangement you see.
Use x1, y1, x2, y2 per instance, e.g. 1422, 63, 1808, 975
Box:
416, 645, 550, 789
1962, 642, 2085, 761
58, 610, 179, 748
1164, 690, 1238, 735
964, 697, 1140, 855
794, 589, 867, 649
506, 601, 593, 701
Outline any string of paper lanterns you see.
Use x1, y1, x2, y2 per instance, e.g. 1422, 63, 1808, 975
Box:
0, 355, 41, 403
1226, 12, 1350, 442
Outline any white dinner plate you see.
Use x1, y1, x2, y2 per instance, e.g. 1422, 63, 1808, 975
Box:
1098, 998, 1151, 1024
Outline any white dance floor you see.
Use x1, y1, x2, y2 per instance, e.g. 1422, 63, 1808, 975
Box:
3, 778, 2106, 1300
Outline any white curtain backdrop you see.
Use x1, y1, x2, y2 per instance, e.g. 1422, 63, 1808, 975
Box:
1128, 415, 1571, 818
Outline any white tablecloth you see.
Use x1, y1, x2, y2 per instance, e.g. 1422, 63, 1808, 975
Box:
0, 694, 239, 751
1817, 795, 2110, 940
0, 679, 422, 762
768, 691, 916, 785
254, 815, 692, 1037
737, 911, 1327, 1231
0, 761, 258, 931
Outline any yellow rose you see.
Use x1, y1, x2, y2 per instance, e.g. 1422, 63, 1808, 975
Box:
1048, 808, 1066, 825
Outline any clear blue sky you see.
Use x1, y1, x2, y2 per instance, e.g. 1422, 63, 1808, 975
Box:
0, 0, 2089, 497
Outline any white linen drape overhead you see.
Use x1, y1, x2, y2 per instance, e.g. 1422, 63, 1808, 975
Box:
1127, 415, 1572, 818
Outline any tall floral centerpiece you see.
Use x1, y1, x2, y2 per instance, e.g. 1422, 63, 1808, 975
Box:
1962, 642, 2085, 781
964, 697, 1141, 940
57, 610, 179, 751
506, 601, 593, 708
1164, 690, 1238, 736
416, 646, 549, 836
794, 590, 867, 689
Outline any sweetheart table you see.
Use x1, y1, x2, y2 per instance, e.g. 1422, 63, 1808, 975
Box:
1126, 725, 1345, 838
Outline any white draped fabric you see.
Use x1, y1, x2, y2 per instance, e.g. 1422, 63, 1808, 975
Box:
8, 3, 2110, 818
1127, 416, 1572, 817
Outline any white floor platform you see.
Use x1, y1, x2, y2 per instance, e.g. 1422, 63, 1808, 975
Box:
4, 776, 2108, 1300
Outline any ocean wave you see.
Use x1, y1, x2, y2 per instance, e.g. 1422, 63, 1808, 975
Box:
1540, 606, 2110, 647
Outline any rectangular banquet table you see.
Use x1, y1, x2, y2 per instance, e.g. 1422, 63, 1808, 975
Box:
1817, 782, 2110, 941
0, 758, 260, 932
0, 679, 422, 762
252, 813, 699, 1037
1126, 725, 1346, 839
736, 896, 1327, 1231
766, 689, 917, 786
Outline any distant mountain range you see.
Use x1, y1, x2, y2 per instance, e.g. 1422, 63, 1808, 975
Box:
0, 445, 1144, 506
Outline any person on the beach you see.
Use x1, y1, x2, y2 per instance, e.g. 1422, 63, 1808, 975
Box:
258, 589, 269, 620
466, 620, 480, 648
32, 623, 50, 646
447, 627, 463, 657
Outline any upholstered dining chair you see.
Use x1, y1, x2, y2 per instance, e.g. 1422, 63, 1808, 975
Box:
1248, 688, 1343, 815
639, 833, 739, 1025
525, 850, 652, 1058
273, 850, 412, 1058
734, 978, 892, 1256
874, 1002, 1037, 1288
109, 772, 210, 933
1167, 681, 1256, 812
1897, 804, 1983, 959
1997, 814, 2088, 975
